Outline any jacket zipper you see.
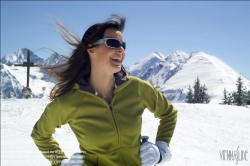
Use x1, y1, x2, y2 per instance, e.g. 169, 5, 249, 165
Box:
82, 92, 128, 165
109, 104, 127, 166
108, 105, 119, 145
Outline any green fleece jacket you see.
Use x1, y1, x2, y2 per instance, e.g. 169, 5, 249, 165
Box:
31, 74, 177, 166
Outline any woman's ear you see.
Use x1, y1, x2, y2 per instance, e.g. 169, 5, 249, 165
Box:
87, 44, 94, 55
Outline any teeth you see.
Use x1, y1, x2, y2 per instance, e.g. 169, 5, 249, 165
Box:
112, 58, 121, 61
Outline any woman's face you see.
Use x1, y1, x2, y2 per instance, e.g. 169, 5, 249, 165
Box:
88, 28, 126, 75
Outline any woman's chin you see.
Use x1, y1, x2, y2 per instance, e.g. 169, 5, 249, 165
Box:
110, 64, 122, 73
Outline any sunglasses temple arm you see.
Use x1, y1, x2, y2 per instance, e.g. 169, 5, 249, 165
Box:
92, 39, 104, 46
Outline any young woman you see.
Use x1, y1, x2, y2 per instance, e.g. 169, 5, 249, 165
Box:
31, 14, 177, 166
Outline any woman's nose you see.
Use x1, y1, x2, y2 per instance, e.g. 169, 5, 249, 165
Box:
117, 46, 125, 52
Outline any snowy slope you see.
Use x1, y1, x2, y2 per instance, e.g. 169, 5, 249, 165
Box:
140, 50, 190, 83
161, 52, 250, 103
1, 64, 55, 99
1, 98, 250, 166
1, 64, 24, 98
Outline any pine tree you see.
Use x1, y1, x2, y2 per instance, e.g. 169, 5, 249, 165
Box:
185, 77, 210, 104
221, 76, 250, 106
204, 92, 211, 103
185, 85, 193, 103
198, 84, 210, 104
242, 86, 248, 106
222, 88, 228, 104
247, 90, 250, 105
232, 91, 237, 105
227, 92, 233, 105
234, 76, 247, 106
199, 86, 204, 103
244, 83, 250, 105
193, 77, 200, 103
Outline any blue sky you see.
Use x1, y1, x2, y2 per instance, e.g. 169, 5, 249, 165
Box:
1, 1, 250, 79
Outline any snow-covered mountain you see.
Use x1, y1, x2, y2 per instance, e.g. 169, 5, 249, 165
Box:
1, 64, 24, 98
1, 48, 59, 99
127, 51, 165, 77
1, 48, 45, 66
140, 50, 190, 82
44, 52, 67, 66
1, 63, 56, 99
126, 51, 250, 104
161, 51, 250, 104
1, 48, 249, 103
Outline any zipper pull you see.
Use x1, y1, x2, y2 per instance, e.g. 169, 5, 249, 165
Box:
109, 104, 113, 111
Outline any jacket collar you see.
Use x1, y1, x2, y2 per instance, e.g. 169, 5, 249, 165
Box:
77, 66, 129, 94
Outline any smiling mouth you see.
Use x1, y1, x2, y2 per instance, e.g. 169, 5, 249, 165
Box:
111, 57, 122, 63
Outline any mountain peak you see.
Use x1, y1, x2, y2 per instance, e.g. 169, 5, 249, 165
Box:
44, 53, 67, 66
126, 52, 165, 76
190, 51, 207, 57
165, 50, 190, 64
144, 52, 165, 61
1, 48, 44, 66
127, 50, 250, 103
152, 52, 165, 59
171, 50, 187, 55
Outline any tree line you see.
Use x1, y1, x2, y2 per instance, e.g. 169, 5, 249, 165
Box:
221, 76, 250, 106
185, 77, 210, 104
148, 75, 250, 106
185, 76, 250, 106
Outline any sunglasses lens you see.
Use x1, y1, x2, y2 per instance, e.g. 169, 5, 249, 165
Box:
122, 42, 126, 50
106, 39, 126, 50
106, 39, 120, 48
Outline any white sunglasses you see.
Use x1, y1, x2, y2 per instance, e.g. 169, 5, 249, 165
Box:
91, 38, 126, 50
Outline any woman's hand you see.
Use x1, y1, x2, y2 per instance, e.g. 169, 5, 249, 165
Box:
140, 136, 172, 166
155, 141, 172, 163
140, 141, 161, 166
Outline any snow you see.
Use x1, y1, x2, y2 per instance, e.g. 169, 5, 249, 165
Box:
1, 64, 54, 99
1, 48, 250, 165
2, 48, 249, 103
1, 48, 44, 66
161, 51, 250, 103
125, 50, 250, 104
142, 50, 190, 84
1, 98, 250, 166
126, 52, 165, 76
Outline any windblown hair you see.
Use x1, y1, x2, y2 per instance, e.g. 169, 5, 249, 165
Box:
40, 14, 126, 100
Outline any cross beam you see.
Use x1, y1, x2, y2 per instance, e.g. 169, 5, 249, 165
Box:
14, 49, 37, 87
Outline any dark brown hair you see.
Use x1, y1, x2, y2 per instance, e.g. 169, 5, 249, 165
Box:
40, 14, 126, 100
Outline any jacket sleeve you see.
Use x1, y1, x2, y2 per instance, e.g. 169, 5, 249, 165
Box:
31, 97, 72, 166
141, 80, 178, 145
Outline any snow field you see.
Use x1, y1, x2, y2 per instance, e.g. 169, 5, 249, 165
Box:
1, 99, 250, 166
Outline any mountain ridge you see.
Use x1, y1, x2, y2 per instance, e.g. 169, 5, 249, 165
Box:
1, 48, 249, 103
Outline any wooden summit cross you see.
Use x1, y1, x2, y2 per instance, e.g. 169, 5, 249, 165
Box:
14, 49, 38, 98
